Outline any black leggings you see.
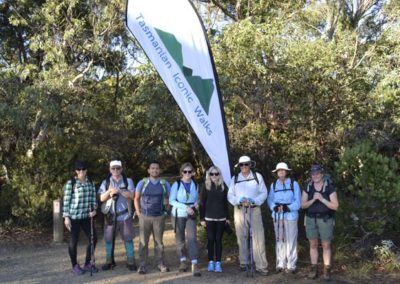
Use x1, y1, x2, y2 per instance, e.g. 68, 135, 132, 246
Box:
206, 220, 225, 262
69, 218, 97, 267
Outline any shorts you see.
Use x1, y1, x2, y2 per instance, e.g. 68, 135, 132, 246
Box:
305, 215, 334, 241
104, 218, 134, 242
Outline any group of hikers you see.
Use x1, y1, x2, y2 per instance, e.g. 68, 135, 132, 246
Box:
62, 155, 339, 280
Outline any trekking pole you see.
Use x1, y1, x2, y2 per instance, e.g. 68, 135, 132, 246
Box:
90, 205, 95, 276
111, 194, 119, 269
282, 212, 285, 243
249, 206, 254, 278
242, 206, 248, 276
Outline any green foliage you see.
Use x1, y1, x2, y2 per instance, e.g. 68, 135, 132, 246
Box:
335, 142, 400, 240
374, 240, 400, 272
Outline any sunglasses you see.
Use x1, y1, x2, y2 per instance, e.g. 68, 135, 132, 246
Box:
239, 163, 250, 167
182, 170, 192, 174
76, 168, 87, 171
209, 172, 219, 176
111, 167, 122, 170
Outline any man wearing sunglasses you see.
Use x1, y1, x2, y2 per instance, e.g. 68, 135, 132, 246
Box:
98, 160, 136, 271
228, 156, 269, 276
63, 160, 98, 275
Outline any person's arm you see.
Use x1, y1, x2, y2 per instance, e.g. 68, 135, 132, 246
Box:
169, 182, 188, 210
321, 191, 339, 211
199, 185, 207, 220
267, 182, 275, 211
254, 174, 268, 205
301, 189, 315, 209
288, 181, 301, 211
119, 178, 134, 199
134, 180, 143, 216
227, 177, 239, 206
62, 181, 72, 218
99, 180, 113, 202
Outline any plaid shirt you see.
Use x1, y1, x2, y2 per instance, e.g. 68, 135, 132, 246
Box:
63, 177, 97, 219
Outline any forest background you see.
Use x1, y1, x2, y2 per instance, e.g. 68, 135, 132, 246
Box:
0, 0, 399, 276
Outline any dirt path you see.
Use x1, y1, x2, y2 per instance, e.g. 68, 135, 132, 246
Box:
0, 221, 391, 284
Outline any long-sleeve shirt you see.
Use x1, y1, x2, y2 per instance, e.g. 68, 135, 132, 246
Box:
200, 183, 228, 221
169, 180, 198, 218
63, 177, 97, 220
267, 178, 301, 221
228, 171, 268, 206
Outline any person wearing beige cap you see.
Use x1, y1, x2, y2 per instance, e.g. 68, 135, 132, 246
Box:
98, 160, 136, 271
267, 162, 301, 274
228, 156, 269, 276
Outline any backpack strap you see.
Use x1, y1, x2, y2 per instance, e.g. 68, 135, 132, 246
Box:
234, 171, 260, 184
273, 178, 294, 193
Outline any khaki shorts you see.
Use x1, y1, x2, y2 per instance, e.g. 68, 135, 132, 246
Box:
305, 215, 334, 241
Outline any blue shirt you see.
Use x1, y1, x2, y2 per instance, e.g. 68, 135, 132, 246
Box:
267, 178, 301, 221
169, 180, 198, 218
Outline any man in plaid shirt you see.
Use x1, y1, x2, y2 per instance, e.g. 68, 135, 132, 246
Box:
63, 160, 98, 275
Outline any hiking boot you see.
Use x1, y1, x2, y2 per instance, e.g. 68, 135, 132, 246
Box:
192, 264, 201, 277
158, 263, 170, 273
138, 265, 146, 274
127, 262, 137, 271
323, 265, 331, 281
101, 262, 116, 270
256, 267, 269, 276
275, 267, 284, 274
207, 261, 214, 272
179, 261, 188, 272
83, 263, 99, 273
71, 264, 85, 275
308, 264, 318, 279
215, 261, 222, 273
239, 264, 247, 271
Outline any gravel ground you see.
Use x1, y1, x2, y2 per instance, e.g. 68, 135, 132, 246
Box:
0, 221, 397, 284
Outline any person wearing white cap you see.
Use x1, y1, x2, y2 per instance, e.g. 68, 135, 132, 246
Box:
267, 162, 301, 274
228, 156, 269, 276
98, 160, 136, 271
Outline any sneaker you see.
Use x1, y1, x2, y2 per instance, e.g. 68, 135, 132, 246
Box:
308, 264, 318, 279
83, 263, 99, 273
138, 265, 146, 274
215, 261, 222, 273
158, 263, 170, 273
323, 265, 331, 281
192, 264, 201, 277
127, 263, 137, 271
102, 262, 116, 270
71, 264, 85, 275
207, 261, 214, 272
256, 267, 269, 276
179, 261, 188, 272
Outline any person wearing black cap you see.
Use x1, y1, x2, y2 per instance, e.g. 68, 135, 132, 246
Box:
301, 165, 339, 281
63, 160, 98, 275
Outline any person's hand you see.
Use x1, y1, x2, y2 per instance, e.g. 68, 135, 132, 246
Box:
187, 207, 194, 215
89, 210, 97, 218
248, 198, 255, 205
226, 220, 231, 225
194, 203, 199, 210
282, 204, 290, 212
273, 204, 280, 212
64, 217, 72, 231
109, 187, 119, 197
239, 197, 247, 205
200, 221, 206, 227
313, 192, 323, 201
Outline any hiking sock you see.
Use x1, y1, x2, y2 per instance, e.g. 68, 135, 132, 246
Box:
124, 240, 134, 263
105, 241, 113, 263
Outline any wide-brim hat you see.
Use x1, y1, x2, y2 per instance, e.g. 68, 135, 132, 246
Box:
234, 155, 256, 168
272, 162, 291, 172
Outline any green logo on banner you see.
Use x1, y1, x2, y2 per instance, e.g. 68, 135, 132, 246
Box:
155, 28, 214, 114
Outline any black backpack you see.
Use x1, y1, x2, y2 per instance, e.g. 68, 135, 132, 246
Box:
272, 179, 294, 194
234, 170, 261, 185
